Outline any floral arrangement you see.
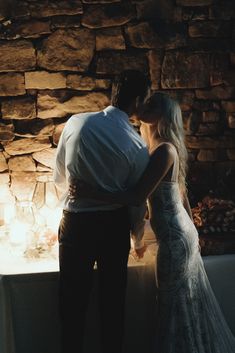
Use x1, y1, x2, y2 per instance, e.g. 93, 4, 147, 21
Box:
192, 196, 235, 235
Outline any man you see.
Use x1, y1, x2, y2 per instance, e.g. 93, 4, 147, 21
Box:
54, 70, 150, 353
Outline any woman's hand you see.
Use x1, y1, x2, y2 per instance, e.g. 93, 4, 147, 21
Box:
135, 243, 147, 259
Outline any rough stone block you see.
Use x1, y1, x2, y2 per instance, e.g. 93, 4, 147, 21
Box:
0, 20, 51, 40
202, 111, 220, 123
196, 86, 235, 100
96, 28, 125, 50
51, 16, 81, 29
0, 131, 15, 142
5, 137, 51, 156
0, 40, 36, 72
29, 0, 83, 18
193, 100, 220, 112
53, 123, 66, 146
161, 52, 210, 88
0, 73, 25, 96
222, 101, 235, 113
37, 29, 95, 72
8, 155, 36, 171
186, 136, 235, 149
189, 21, 231, 38
126, 22, 164, 49
0, 152, 8, 172
81, 3, 135, 28
37, 91, 110, 118
148, 51, 162, 90
25, 71, 66, 89
14, 119, 55, 137
197, 149, 220, 162
1, 97, 36, 120
136, 0, 175, 20
196, 123, 220, 136
32, 148, 56, 169
157, 90, 195, 111
96, 51, 148, 74
66, 75, 110, 90
0, 173, 9, 185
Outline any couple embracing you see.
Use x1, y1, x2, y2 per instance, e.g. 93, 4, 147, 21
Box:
54, 70, 235, 353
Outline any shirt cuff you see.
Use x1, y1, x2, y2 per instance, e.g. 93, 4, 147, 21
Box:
132, 237, 145, 250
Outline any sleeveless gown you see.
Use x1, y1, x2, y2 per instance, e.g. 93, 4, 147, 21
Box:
148, 143, 235, 353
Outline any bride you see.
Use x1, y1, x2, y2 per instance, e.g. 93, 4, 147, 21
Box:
69, 93, 235, 353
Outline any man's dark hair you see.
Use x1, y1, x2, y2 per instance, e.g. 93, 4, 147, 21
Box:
111, 70, 150, 112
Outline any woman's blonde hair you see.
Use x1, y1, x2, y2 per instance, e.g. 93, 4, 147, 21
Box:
143, 93, 188, 191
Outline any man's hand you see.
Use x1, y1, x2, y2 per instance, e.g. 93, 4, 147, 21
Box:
135, 243, 147, 259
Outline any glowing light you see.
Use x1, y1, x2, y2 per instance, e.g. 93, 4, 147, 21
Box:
0, 203, 4, 226
4, 204, 15, 224
9, 221, 28, 246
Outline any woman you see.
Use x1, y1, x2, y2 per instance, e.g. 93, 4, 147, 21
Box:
69, 93, 235, 353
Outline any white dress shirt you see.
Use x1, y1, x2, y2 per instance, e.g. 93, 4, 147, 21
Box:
53, 105, 149, 248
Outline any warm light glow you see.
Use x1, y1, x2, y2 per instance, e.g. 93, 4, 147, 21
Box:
9, 220, 28, 246
37, 205, 62, 231
47, 208, 62, 232
4, 204, 15, 224
0, 183, 62, 259
0, 203, 4, 226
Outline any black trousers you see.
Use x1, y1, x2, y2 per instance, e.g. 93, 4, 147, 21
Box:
58, 207, 131, 353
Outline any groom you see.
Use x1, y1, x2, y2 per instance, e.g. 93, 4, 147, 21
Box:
54, 70, 150, 353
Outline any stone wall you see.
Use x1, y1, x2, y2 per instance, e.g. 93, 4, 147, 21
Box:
0, 0, 235, 204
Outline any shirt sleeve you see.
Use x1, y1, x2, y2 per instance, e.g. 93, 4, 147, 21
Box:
53, 127, 67, 194
126, 144, 149, 249
128, 202, 147, 249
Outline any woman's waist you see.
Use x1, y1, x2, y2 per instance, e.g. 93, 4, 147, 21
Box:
149, 206, 196, 232
148, 198, 183, 214
149, 187, 182, 206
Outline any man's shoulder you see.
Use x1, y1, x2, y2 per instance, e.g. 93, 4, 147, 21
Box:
69, 111, 101, 122
64, 111, 103, 130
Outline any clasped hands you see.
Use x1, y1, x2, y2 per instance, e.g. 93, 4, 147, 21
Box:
69, 180, 92, 200
68, 181, 147, 259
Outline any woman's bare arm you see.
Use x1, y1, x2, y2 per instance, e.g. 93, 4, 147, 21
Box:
70, 144, 175, 206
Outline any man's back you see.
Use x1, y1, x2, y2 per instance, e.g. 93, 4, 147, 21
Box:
54, 105, 149, 212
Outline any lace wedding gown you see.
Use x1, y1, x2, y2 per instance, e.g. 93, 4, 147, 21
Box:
148, 143, 235, 353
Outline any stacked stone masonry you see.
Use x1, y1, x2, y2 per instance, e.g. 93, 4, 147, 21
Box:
0, 0, 234, 202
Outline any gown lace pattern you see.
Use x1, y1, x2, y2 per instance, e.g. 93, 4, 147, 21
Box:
148, 148, 235, 353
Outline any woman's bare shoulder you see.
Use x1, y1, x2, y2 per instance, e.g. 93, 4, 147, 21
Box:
151, 142, 176, 160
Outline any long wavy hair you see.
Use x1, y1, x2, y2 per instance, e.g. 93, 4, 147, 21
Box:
143, 93, 188, 192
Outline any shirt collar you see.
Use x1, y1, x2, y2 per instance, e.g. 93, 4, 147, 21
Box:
103, 105, 129, 122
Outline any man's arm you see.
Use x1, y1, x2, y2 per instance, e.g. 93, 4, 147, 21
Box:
128, 202, 147, 257
53, 128, 67, 194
